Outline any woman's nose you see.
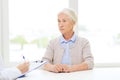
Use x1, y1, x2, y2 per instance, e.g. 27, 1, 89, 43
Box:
59, 24, 64, 28
59, 22, 64, 26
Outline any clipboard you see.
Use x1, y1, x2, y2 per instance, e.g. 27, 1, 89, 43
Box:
17, 60, 47, 78
29, 60, 47, 72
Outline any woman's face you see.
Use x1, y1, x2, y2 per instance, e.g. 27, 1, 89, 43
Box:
58, 13, 75, 35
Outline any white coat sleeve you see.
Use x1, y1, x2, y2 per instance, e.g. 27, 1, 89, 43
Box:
0, 67, 22, 80
0, 55, 22, 80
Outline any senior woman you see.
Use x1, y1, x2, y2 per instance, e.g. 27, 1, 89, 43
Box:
42, 8, 94, 73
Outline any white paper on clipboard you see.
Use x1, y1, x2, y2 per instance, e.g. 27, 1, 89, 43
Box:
28, 60, 47, 73
18, 60, 47, 77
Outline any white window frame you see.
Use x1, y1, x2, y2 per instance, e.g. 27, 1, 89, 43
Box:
0, 0, 9, 66
0, 0, 2, 57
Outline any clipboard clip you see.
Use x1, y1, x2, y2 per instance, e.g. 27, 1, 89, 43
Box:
33, 60, 44, 63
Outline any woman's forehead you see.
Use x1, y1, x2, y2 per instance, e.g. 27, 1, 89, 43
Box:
58, 13, 71, 19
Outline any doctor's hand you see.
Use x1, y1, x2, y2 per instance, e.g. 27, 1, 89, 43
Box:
17, 61, 29, 74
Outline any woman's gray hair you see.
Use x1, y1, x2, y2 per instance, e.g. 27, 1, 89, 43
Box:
58, 8, 78, 24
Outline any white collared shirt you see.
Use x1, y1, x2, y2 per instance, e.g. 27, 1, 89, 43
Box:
60, 33, 76, 65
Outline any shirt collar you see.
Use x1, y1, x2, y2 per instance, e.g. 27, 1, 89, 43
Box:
60, 33, 76, 43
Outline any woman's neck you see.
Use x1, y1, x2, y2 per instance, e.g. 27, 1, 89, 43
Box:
63, 31, 74, 41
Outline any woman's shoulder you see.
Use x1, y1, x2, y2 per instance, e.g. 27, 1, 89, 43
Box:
76, 35, 90, 45
77, 36, 89, 41
49, 36, 60, 44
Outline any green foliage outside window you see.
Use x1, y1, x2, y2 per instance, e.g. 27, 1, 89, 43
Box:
31, 37, 49, 48
10, 35, 28, 50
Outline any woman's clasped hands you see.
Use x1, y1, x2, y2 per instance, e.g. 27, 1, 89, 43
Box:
50, 64, 72, 73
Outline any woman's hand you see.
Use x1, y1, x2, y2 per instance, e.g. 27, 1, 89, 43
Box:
50, 64, 63, 73
50, 64, 71, 73
44, 63, 88, 73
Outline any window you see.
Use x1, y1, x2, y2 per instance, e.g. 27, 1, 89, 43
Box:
2, 0, 120, 67
9, 0, 69, 62
78, 0, 120, 65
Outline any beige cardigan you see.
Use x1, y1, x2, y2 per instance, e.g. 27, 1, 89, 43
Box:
42, 35, 94, 69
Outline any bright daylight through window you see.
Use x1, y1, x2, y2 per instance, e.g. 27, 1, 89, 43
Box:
9, 0, 68, 62
78, 0, 120, 64
7, 0, 120, 65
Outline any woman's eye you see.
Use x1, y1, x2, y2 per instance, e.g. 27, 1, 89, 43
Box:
63, 20, 66, 22
58, 20, 60, 22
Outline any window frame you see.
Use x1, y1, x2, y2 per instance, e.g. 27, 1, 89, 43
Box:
0, 0, 9, 65
0, 0, 2, 57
